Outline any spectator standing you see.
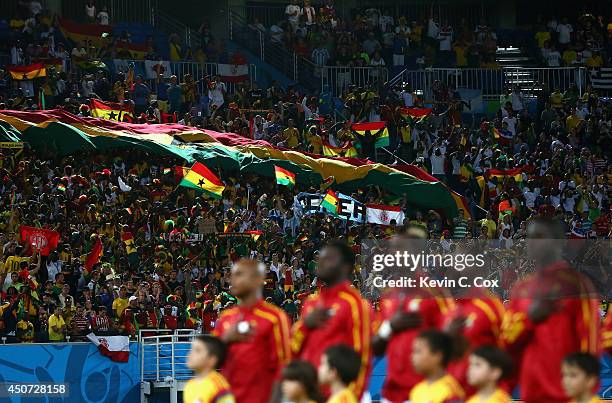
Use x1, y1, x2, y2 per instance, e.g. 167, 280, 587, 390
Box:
97, 6, 110, 25
85, 0, 96, 23
285, 0, 301, 32
48, 305, 66, 342
556, 18, 573, 49
168, 75, 182, 114
132, 75, 151, 116
301, 0, 316, 28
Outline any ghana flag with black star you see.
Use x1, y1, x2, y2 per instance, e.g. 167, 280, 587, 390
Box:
275, 165, 296, 187
179, 162, 225, 199
90, 99, 134, 122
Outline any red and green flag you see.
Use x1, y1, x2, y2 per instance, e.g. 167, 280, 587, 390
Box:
399, 107, 432, 123
274, 165, 296, 187
179, 162, 225, 199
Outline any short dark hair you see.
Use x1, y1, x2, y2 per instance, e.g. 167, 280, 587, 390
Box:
323, 344, 361, 386
563, 352, 600, 377
472, 345, 513, 379
194, 335, 227, 368
326, 240, 355, 269
529, 217, 565, 239
282, 360, 323, 402
417, 330, 454, 366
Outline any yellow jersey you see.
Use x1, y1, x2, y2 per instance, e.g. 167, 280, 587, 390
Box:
183, 371, 235, 403
466, 388, 511, 403
2, 256, 30, 274
327, 388, 358, 403
409, 374, 465, 403
569, 398, 603, 403
112, 297, 129, 317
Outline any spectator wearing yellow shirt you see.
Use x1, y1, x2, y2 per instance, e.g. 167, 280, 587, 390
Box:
48, 305, 67, 342
566, 108, 584, 133
550, 88, 564, 110
562, 47, 577, 66
586, 52, 603, 68
283, 119, 300, 149
534, 27, 551, 49
16, 313, 35, 342
305, 126, 323, 154
2, 254, 30, 275
112, 286, 130, 317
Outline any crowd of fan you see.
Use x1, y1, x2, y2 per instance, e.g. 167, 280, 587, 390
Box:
245, 0, 612, 70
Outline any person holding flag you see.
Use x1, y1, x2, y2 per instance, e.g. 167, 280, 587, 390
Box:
212, 259, 291, 403
291, 240, 373, 402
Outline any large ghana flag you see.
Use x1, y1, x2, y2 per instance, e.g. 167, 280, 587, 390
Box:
0, 109, 467, 218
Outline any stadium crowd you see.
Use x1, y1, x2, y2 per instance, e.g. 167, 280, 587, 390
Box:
0, 2, 610, 403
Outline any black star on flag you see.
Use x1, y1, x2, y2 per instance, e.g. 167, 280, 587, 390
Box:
107, 111, 118, 120
197, 179, 206, 187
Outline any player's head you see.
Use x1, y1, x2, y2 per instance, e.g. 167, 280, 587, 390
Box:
187, 335, 227, 373
281, 360, 322, 403
412, 330, 454, 376
229, 259, 265, 299
318, 344, 361, 388
467, 345, 513, 389
561, 352, 600, 401
526, 217, 565, 265
317, 240, 355, 284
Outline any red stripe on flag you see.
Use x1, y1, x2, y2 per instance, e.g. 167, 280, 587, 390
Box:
352, 121, 386, 131
8, 63, 45, 73
275, 166, 295, 178
190, 162, 224, 186
365, 203, 402, 212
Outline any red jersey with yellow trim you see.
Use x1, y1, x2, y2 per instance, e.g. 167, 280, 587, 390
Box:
601, 312, 612, 354
292, 281, 373, 399
380, 288, 455, 402
212, 299, 291, 403
446, 291, 505, 395
501, 261, 601, 403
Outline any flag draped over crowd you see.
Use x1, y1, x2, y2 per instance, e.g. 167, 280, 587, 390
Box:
0, 109, 464, 218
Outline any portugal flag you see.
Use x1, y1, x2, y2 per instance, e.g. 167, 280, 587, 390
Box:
274, 165, 296, 187
85, 237, 103, 272
19, 226, 60, 256
90, 99, 134, 122
8, 63, 46, 80
179, 162, 225, 199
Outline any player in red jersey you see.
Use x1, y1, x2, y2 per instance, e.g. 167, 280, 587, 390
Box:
292, 240, 373, 401
445, 289, 506, 397
501, 218, 601, 403
601, 311, 612, 355
372, 230, 455, 403
212, 259, 291, 403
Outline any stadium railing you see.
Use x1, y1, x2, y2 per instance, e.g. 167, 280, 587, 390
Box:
394, 67, 589, 100
60, 0, 158, 24
322, 66, 390, 97
140, 329, 196, 403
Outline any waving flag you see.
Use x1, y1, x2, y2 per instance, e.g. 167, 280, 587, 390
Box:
19, 226, 59, 256
218, 64, 249, 83
322, 140, 358, 157
85, 237, 103, 272
87, 333, 130, 362
320, 189, 339, 216
352, 122, 389, 148
144, 60, 172, 79
275, 165, 296, 187
90, 99, 134, 122
180, 162, 225, 199
8, 63, 46, 80
399, 107, 432, 122
366, 204, 405, 225
488, 168, 523, 183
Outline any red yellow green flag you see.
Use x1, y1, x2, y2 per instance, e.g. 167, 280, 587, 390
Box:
352, 121, 389, 148
8, 63, 46, 80
320, 189, 339, 215
274, 165, 296, 187
179, 162, 225, 199
322, 141, 358, 157
90, 99, 134, 122
488, 168, 523, 183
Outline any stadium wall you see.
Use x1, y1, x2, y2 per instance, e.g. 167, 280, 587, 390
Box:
0, 342, 140, 403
